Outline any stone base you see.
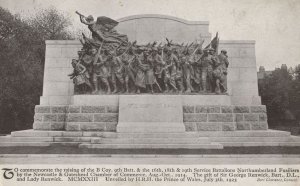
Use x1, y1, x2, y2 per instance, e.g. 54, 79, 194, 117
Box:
79, 143, 223, 149
33, 95, 268, 132
71, 94, 232, 106
117, 95, 185, 133
22, 94, 277, 150
2, 130, 300, 149
117, 122, 186, 133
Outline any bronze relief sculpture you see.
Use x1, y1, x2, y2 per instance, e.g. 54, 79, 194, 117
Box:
69, 12, 229, 95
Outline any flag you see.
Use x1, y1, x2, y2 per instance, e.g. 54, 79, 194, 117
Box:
205, 32, 219, 53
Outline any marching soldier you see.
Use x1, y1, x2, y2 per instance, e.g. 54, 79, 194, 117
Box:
93, 48, 111, 94
213, 49, 229, 93
200, 48, 217, 92
111, 49, 125, 93
164, 48, 179, 92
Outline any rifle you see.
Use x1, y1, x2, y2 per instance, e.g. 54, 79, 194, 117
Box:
166, 38, 171, 46
98, 42, 104, 54
118, 42, 134, 57
161, 47, 164, 62
191, 39, 204, 56
187, 40, 205, 65
93, 42, 104, 65
188, 42, 194, 49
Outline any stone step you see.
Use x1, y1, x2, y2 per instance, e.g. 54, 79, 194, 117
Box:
116, 132, 199, 138
79, 143, 223, 149
221, 142, 300, 147
53, 137, 92, 142
210, 137, 300, 142
290, 136, 300, 142
114, 130, 291, 138
83, 132, 117, 138
196, 130, 291, 137
91, 137, 211, 144
0, 136, 53, 142
10, 130, 291, 138
117, 126, 186, 133
0, 142, 82, 147
0, 136, 94, 143
0, 142, 51, 147
11, 130, 66, 137
11, 130, 117, 138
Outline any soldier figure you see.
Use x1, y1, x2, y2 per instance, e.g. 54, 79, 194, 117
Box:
181, 54, 194, 93
213, 49, 229, 94
189, 47, 203, 92
147, 47, 163, 92
175, 57, 184, 93
93, 48, 111, 94
121, 47, 137, 93
79, 48, 96, 91
154, 46, 166, 90
164, 48, 179, 92
111, 49, 125, 93
69, 59, 92, 94
135, 49, 148, 94
143, 49, 157, 94
200, 48, 217, 92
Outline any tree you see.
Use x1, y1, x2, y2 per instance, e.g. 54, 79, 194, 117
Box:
27, 7, 73, 68
294, 64, 300, 80
289, 64, 300, 120
28, 7, 72, 40
0, 6, 73, 134
259, 65, 300, 126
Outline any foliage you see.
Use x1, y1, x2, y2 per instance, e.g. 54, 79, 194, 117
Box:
0, 6, 73, 134
259, 65, 300, 126
28, 7, 72, 40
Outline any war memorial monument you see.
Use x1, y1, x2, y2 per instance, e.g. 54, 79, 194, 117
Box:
1, 13, 300, 150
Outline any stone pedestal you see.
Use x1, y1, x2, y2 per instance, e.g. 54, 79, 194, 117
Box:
33, 95, 269, 132
117, 95, 185, 133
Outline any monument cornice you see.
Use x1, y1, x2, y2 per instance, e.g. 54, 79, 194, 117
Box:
45, 40, 81, 45
220, 40, 255, 44
117, 14, 209, 25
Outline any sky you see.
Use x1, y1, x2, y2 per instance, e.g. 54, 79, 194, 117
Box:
1, 0, 300, 70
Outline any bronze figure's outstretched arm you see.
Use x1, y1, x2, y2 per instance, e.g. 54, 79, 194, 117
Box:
75, 11, 84, 17
76, 11, 95, 25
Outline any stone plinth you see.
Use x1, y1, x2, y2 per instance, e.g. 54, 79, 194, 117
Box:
71, 95, 119, 106
33, 105, 118, 132
71, 94, 232, 106
182, 105, 268, 131
33, 95, 268, 132
117, 95, 185, 133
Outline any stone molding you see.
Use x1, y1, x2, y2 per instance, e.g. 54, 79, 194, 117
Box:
117, 14, 209, 25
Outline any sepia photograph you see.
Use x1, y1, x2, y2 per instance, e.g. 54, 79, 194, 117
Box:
0, 0, 300, 185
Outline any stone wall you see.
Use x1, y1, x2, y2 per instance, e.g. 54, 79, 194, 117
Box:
33, 105, 267, 132
116, 14, 211, 45
33, 105, 118, 131
183, 105, 268, 131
